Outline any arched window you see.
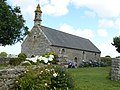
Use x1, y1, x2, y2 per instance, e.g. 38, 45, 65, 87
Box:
82, 51, 85, 60
95, 53, 96, 56
62, 49, 65, 52
31, 55, 35, 58
83, 51, 85, 54
94, 53, 97, 59
60, 48, 65, 54
33, 31, 37, 40
33, 35, 37, 39
74, 57, 77, 62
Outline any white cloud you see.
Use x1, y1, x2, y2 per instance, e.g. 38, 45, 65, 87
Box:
111, 18, 120, 35
114, 18, 120, 33
98, 18, 120, 35
99, 19, 114, 28
97, 29, 108, 37
84, 11, 96, 18
96, 41, 119, 57
40, 0, 49, 5
71, 0, 120, 18
42, 0, 70, 16
59, 23, 94, 39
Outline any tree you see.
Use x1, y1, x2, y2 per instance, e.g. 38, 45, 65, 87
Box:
112, 36, 120, 53
0, 52, 7, 57
0, 0, 28, 46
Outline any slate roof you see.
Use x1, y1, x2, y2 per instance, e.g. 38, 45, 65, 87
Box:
40, 25, 101, 53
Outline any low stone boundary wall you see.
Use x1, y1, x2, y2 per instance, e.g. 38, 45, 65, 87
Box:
0, 67, 26, 90
111, 58, 120, 80
0, 58, 10, 65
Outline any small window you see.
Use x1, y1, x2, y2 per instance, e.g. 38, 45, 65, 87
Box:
62, 49, 65, 52
74, 57, 77, 62
33, 35, 37, 40
95, 53, 96, 56
31, 55, 35, 58
35, 13, 38, 15
33, 35, 37, 39
83, 51, 85, 54
60, 48, 65, 54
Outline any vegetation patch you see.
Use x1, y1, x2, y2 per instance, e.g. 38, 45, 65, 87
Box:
68, 67, 120, 90
16, 65, 74, 90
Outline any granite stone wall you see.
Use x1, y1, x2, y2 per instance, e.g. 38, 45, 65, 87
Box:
111, 58, 120, 80
0, 67, 26, 90
0, 58, 10, 65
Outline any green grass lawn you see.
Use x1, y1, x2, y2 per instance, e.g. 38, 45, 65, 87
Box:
68, 67, 120, 90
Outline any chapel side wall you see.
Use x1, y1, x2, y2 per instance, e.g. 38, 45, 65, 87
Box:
21, 26, 51, 57
85, 52, 100, 60
51, 46, 100, 65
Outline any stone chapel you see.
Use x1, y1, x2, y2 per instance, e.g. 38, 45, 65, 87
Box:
21, 4, 101, 65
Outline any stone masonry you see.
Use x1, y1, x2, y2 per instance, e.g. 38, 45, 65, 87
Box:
0, 67, 26, 90
21, 26, 100, 66
111, 58, 120, 80
0, 58, 10, 65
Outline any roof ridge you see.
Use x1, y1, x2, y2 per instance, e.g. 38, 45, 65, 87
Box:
40, 25, 89, 40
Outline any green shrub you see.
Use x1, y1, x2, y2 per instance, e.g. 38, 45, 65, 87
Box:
9, 58, 25, 66
16, 64, 74, 90
101, 56, 112, 66
18, 53, 27, 59
50, 66, 74, 89
0, 52, 7, 57
0, 63, 8, 67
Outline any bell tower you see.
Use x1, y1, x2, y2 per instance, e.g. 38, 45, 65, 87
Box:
34, 4, 42, 25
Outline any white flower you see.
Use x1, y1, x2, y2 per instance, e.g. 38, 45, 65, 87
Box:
45, 83, 47, 86
20, 61, 31, 66
48, 55, 54, 61
22, 61, 31, 64
48, 63, 50, 65
45, 69, 50, 72
53, 73, 57, 77
26, 56, 38, 62
26, 58, 31, 60
42, 57, 48, 63
48, 57, 53, 61
49, 55, 54, 58
41, 71, 43, 73
51, 68, 54, 71
38, 56, 43, 61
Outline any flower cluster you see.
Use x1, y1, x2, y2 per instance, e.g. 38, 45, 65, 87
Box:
25, 54, 55, 65
38, 54, 54, 63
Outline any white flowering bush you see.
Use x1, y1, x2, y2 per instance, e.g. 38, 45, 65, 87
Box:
16, 64, 74, 90
24, 52, 58, 65
16, 52, 74, 89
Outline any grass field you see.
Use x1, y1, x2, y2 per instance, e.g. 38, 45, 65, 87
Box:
68, 67, 120, 90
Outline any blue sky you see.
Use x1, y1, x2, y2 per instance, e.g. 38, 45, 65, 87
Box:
1, 0, 120, 57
